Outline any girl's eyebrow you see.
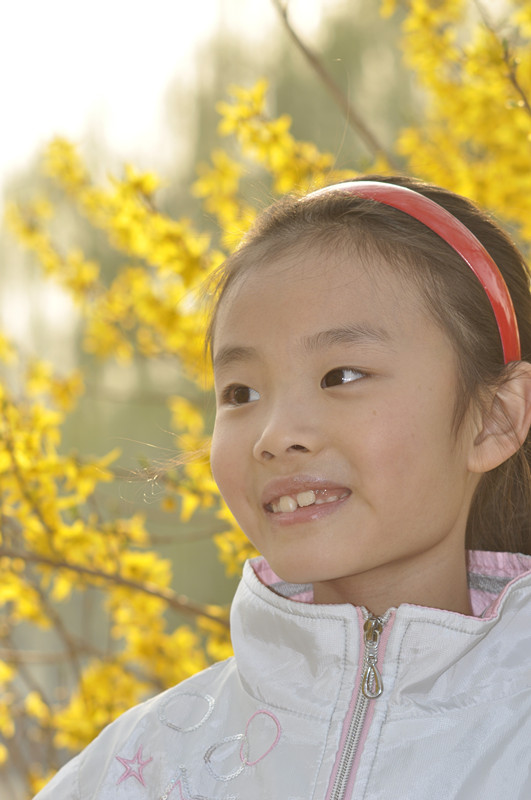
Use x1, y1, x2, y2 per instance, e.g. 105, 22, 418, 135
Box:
213, 325, 390, 372
301, 324, 391, 351
213, 345, 258, 372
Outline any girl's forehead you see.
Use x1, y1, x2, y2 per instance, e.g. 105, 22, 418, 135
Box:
213, 244, 431, 345
225, 243, 367, 301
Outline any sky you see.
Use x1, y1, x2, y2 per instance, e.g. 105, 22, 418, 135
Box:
0, 0, 332, 193
0, 0, 338, 352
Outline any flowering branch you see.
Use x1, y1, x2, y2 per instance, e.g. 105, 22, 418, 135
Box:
0, 548, 229, 628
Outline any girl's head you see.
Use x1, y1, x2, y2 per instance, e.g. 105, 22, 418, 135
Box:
208, 176, 531, 611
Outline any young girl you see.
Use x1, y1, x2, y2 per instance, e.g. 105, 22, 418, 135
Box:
35, 176, 531, 799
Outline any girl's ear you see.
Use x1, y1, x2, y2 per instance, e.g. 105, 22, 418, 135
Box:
469, 361, 531, 474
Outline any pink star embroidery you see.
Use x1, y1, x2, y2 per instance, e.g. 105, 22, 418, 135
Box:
116, 745, 153, 786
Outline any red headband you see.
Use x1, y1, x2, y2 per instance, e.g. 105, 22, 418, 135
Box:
307, 181, 521, 364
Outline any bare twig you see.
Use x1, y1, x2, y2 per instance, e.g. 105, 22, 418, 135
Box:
0, 547, 230, 627
270, 0, 401, 169
26, 572, 85, 690
0, 646, 102, 664
6, 658, 58, 772
1, 668, 54, 792
3, 733, 33, 798
473, 0, 531, 119
3, 629, 51, 706
501, 45, 531, 119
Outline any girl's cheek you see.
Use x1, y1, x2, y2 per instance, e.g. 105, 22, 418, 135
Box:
211, 426, 238, 486
209, 433, 224, 489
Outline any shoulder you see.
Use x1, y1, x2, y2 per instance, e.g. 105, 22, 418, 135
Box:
33, 658, 238, 799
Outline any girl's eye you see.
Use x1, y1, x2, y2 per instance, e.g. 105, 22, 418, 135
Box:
321, 367, 365, 388
221, 384, 260, 406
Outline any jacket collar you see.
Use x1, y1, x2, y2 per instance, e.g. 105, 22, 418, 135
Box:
229, 552, 531, 718
248, 550, 531, 618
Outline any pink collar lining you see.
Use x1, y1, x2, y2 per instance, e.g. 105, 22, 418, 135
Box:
251, 551, 531, 619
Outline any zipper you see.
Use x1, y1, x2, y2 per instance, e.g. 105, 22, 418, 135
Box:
361, 616, 384, 699
328, 611, 388, 800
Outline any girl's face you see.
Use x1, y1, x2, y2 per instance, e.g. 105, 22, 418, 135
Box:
210, 245, 482, 613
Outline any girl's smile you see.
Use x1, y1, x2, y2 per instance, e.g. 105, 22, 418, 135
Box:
210, 245, 483, 614
262, 475, 352, 523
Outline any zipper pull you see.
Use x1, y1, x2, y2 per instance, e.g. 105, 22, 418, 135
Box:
362, 616, 384, 699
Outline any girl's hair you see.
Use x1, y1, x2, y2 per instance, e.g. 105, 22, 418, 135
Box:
207, 175, 531, 556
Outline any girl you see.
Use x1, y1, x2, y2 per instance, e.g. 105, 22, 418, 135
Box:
35, 176, 531, 799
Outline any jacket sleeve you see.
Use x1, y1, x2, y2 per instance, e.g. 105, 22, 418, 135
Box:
30, 693, 160, 799
32, 751, 81, 799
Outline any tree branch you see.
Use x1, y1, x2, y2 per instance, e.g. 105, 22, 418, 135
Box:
473, 0, 531, 120
0, 646, 102, 665
501, 44, 531, 120
26, 571, 85, 690
271, 0, 401, 169
0, 547, 229, 627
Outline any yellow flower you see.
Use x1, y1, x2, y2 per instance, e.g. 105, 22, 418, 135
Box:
0, 661, 15, 685
0, 333, 16, 364
379, 0, 396, 17
168, 396, 205, 436
25, 690, 51, 724
44, 137, 87, 189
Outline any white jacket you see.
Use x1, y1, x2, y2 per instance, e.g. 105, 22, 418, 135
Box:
35, 551, 531, 799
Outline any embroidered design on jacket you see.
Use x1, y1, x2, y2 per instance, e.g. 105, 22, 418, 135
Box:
115, 744, 153, 785
159, 766, 237, 800
204, 709, 282, 781
159, 692, 215, 732
157, 692, 282, 794
242, 710, 281, 766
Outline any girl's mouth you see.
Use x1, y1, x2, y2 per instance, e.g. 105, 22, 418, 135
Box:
265, 488, 351, 514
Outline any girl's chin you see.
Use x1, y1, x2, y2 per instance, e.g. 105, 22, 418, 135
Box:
261, 555, 349, 589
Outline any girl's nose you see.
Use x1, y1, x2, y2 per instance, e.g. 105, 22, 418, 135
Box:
253, 441, 310, 461
252, 408, 317, 462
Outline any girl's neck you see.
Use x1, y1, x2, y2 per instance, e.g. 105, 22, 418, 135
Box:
312, 547, 473, 616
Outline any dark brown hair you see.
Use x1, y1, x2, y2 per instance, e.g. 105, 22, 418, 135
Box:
207, 175, 531, 555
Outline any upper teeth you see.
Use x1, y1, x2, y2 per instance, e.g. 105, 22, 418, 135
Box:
271, 490, 345, 513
